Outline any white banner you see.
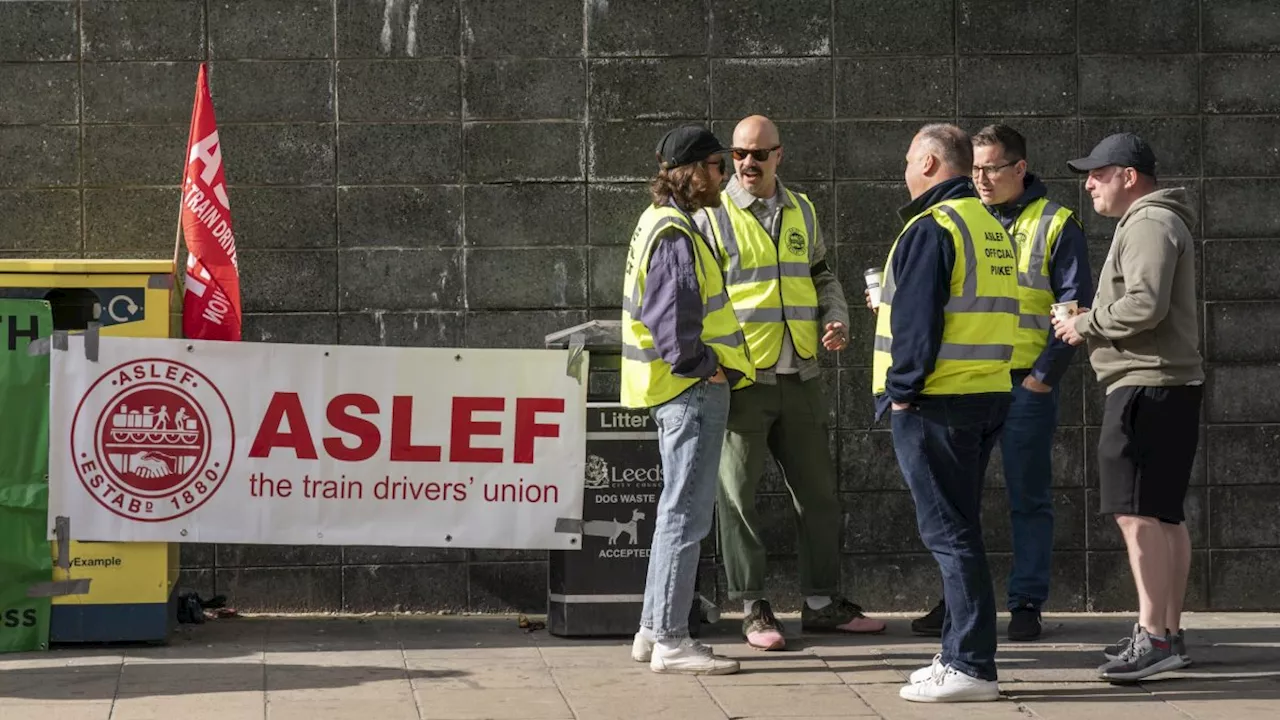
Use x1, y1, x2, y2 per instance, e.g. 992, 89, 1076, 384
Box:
46, 335, 587, 549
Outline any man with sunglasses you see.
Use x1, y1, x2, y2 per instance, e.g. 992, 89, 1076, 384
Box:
909, 124, 1092, 642
695, 115, 878, 653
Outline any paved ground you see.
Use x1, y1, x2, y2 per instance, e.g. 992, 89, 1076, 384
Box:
1, 612, 1278, 720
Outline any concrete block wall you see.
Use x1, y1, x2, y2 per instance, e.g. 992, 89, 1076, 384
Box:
2, 0, 1279, 614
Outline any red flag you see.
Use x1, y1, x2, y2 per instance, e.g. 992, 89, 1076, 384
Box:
179, 63, 241, 341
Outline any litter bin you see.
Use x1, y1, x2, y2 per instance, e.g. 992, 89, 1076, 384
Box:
0, 259, 181, 644
543, 320, 704, 637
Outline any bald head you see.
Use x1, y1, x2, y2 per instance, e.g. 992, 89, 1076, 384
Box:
904, 123, 972, 200
731, 115, 783, 199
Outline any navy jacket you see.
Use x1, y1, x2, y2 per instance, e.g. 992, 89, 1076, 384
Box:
983, 173, 1093, 387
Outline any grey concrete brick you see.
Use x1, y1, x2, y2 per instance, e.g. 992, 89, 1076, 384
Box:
958, 118, 1078, 180
179, 543, 215, 569
216, 567, 342, 612
82, 62, 201, 124
218, 124, 336, 186
589, 245, 627, 307
591, 58, 708, 120
1204, 117, 1280, 176
1207, 364, 1280, 423
843, 492, 930, 554
217, 544, 341, 567
1078, 0, 1199, 53
834, 183, 906, 245
209, 61, 334, 123
835, 121, 930, 181
1209, 549, 1280, 610
177, 569, 215, 599
1207, 424, 1280, 485
842, 553, 940, 612
338, 248, 463, 311
837, 431, 898, 490
1080, 118, 1200, 178
709, 0, 831, 56
82, 125, 187, 186
1204, 0, 1280, 52
464, 0, 582, 57
208, 0, 334, 59
986, 426, 1086, 490
1087, 487, 1207, 551
1079, 56, 1198, 116
984, 488, 1086, 552
0, 126, 78, 187
1055, 364, 1087, 428
337, 311, 464, 347
588, 183, 650, 245
1212, 486, 1280, 548
336, 0, 457, 58
339, 124, 459, 184
835, 0, 953, 55
1203, 54, 1280, 113
711, 121, 832, 181
469, 561, 548, 613
1087, 550, 1209, 612
0, 190, 80, 251
82, 0, 204, 61
984, 552, 1088, 611
83, 187, 180, 256
1204, 180, 1280, 239
464, 59, 585, 120
469, 548, 545, 563
466, 248, 587, 309
0, 1, 77, 61
242, 313, 339, 344
342, 546, 465, 564
838, 367, 875, 432
462, 310, 589, 348
338, 186, 462, 248
238, 250, 338, 313
466, 122, 583, 182
711, 59, 830, 120
229, 188, 336, 250
589, 0, 706, 57
1205, 239, 1278, 301
588, 120, 669, 181
1207, 301, 1280, 363
837, 58, 953, 119
464, 184, 585, 246
957, 1, 1075, 54
958, 56, 1077, 116
337, 60, 459, 121
0, 63, 78, 124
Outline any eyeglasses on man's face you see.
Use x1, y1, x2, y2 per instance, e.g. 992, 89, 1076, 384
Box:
972, 160, 1017, 177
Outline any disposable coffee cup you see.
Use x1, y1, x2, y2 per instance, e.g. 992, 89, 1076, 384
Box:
864, 267, 883, 308
1051, 300, 1078, 323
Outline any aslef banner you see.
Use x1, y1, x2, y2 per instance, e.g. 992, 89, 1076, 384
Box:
46, 335, 587, 549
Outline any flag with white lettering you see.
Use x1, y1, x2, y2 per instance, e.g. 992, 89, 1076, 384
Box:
179, 63, 241, 341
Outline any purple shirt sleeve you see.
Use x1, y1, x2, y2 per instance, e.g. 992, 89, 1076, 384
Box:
1030, 216, 1092, 386
637, 229, 722, 380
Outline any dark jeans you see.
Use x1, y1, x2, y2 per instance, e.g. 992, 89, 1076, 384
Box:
1001, 372, 1059, 610
891, 393, 1010, 682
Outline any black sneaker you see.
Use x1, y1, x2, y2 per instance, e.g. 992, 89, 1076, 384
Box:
1170, 627, 1191, 669
911, 599, 945, 637
1007, 603, 1042, 641
1097, 627, 1183, 682
1102, 622, 1138, 661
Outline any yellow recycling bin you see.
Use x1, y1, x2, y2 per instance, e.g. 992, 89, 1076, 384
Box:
0, 259, 181, 644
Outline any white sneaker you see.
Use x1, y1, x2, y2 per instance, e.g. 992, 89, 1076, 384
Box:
899, 665, 999, 703
631, 630, 654, 662
909, 653, 945, 684
649, 638, 739, 675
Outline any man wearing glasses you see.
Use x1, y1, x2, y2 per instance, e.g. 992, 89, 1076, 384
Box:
695, 115, 881, 652
910, 124, 1091, 642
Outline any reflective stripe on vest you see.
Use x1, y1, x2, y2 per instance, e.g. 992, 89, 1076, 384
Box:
1010, 199, 1072, 369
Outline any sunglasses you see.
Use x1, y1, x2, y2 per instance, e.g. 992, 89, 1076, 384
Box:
731, 145, 781, 162
702, 156, 726, 174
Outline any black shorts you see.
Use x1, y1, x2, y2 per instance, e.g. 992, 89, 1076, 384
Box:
1097, 384, 1202, 524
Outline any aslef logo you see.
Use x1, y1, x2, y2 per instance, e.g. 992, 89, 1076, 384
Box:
70, 359, 235, 522
1, 608, 38, 628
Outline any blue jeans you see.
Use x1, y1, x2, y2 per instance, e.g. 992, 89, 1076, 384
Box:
891, 393, 1010, 682
641, 380, 730, 640
1001, 372, 1059, 610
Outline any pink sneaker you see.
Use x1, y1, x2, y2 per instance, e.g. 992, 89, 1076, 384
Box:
802, 596, 887, 634
742, 600, 786, 650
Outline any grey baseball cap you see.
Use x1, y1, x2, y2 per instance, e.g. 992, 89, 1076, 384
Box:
1067, 132, 1157, 176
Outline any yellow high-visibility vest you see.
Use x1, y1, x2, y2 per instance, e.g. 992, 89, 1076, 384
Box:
620, 204, 755, 408
871, 196, 1019, 397
702, 188, 820, 368
1008, 198, 1074, 369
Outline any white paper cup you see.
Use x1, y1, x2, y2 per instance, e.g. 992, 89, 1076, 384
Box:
1051, 300, 1078, 323
864, 268, 883, 308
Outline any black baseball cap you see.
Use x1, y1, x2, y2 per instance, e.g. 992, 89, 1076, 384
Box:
1067, 132, 1157, 176
655, 124, 729, 169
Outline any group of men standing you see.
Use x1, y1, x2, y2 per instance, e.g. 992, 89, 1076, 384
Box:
618, 115, 1204, 704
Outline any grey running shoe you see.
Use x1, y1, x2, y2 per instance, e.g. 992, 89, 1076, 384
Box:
1102, 622, 1138, 661
1097, 627, 1183, 682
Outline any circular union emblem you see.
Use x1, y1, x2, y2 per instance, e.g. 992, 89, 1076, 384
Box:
71, 359, 234, 523
786, 229, 805, 255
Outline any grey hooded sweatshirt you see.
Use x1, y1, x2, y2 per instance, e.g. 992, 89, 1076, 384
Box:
1074, 187, 1204, 392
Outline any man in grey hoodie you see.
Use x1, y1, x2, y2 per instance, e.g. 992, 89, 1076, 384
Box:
1054, 133, 1203, 683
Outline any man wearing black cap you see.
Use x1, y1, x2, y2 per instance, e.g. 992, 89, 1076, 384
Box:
620, 124, 754, 675
1055, 132, 1203, 682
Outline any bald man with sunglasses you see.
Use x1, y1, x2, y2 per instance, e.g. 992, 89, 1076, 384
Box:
695, 116, 880, 652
